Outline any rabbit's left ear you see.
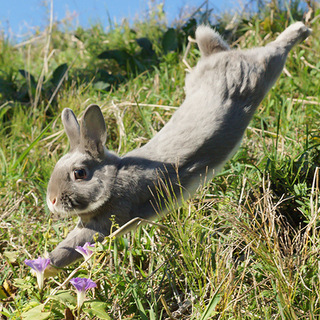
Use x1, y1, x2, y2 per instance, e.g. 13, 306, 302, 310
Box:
61, 108, 80, 150
80, 104, 107, 157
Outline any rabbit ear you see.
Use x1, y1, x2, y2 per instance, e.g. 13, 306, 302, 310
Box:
196, 25, 229, 57
61, 108, 80, 149
80, 104, 107, 157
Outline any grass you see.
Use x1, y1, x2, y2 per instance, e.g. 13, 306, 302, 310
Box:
1, 0, 320, 319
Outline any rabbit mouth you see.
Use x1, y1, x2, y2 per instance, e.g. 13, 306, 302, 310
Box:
53, 195, 106, 218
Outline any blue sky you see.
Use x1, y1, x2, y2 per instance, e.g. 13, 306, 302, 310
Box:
0, 0, 247, 41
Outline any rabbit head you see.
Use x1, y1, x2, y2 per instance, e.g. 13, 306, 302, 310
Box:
47, 104, 120, 219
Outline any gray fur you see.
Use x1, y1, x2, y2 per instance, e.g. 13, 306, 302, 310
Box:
47, 22, 311, 268
195, 25, 230, 55
61, 108, 80, 149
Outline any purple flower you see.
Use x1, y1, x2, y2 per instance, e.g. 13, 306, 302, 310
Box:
24, 257, 51, 290
75, 242, 95, 261
70, 277, 97, 308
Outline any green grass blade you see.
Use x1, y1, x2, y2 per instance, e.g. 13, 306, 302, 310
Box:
131, 283, 149, 320
199, 293, 221, 320
12, 119, 55, 170
134, 95, 153, 139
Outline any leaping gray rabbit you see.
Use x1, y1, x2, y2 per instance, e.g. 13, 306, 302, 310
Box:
46, 22, 311, 268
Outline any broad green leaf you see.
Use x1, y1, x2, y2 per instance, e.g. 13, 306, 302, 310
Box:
48, 290, 77, 307
22, 304, 51, 320
136, 37, 155, 56
84, 301, 111, 319
3, 251, 18, 263
51, 63, 68, 87
162, 28, 178, 53
13, 278, 32, 290
18, 69, 37, 87
93, 81, 110, 91
136, 37, 153, 51
98, 50, 131, 65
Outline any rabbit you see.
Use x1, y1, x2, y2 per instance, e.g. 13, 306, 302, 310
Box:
47, 22, 311, 268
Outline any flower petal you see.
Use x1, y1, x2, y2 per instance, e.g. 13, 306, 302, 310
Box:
85, 278, 97, 290
70, 277, 97, 292
75, 242, 94, 258
75, 246, 87, 256
70, 277, 97, 308
24, 257, 51, 272
70, 277, 87, 292
24, 257, 50, 290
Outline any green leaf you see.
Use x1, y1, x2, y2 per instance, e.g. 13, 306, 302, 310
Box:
0, 307, 11, 317
136, 37, 153, 51
0, 287, 8, 300
93, 81, 110, 91
48, 290, 77, 308
199, 294, 221, 320
51, 63, 68, 87
13, 278, 32, 291
18, 69, 37, 87
98, 50, 131, 65
136, 37, 155, 57
84, 301, 111, 319
3, 251, 18, 263
162, 28, 178, 54
0, 104, 11, 121
22, 304, 51, 320
130, 284, 149, 320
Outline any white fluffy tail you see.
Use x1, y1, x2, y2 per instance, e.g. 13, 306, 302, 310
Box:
195, 25, 229, 57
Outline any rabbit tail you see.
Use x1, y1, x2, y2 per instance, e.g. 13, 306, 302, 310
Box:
196, 25, 230, 57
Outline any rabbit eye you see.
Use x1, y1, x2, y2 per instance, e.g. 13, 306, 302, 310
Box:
74, 169, 87, 180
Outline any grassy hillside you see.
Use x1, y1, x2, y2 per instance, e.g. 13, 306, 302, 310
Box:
1, 1, 320, 319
